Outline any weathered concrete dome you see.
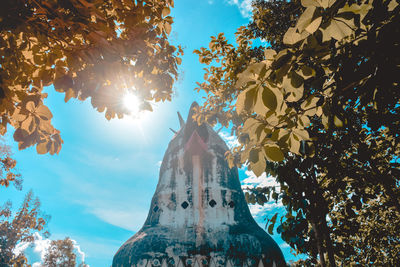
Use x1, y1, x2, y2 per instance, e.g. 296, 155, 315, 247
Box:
113, 102, 286, 267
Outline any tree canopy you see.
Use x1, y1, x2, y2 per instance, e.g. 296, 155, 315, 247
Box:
0, 191, 49, 266
43, 238, 88, 267
194, 0, 400, 265
0, 0, 181, 155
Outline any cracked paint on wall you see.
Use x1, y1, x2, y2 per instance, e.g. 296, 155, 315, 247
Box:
112, 102, 286, 267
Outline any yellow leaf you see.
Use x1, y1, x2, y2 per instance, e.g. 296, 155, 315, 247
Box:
64, 88, 75, 103
164, 22, 172, 35
39, 120, 54, 134
36, 142, 48, 155
264, 49, 277, 60
35, 105, 52, 120
251, 151, 266, 176
305, 16, 322, 34
296, 6, 316, 32
322, 18, 354, 42
261, 86, 278, 111
299, 115, 311, 127
21, 116, 34, 133
283, 27, 302, 45
236, 63, 263, 88
236, 86, 257, 114
301, 0, 320, 8
388, 0, 398, 11
289, 134, 301, 154
293, 128, 310, 140
162, 7, 170, 17
26, 101, 36, 112
264, 145, 284, 162
334, 115, 343, 127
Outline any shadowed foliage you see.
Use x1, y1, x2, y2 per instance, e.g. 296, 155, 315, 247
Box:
194, 0, 400, 265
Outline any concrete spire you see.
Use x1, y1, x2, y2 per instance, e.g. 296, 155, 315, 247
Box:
177, 111, 185, 128
112, 102, 286, 267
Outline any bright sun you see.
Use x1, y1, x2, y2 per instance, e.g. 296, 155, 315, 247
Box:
123, 92, 140, 114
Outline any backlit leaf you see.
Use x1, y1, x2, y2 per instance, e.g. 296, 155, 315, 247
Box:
264, 145, 284, 162
305, 16, 322, 34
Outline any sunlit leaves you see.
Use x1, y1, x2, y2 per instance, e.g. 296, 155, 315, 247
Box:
0, 0, 181, 154
195, 1, 400, 266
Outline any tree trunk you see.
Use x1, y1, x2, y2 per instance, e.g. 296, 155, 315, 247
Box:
312, 221, 326, 267
321, 221, 336, 267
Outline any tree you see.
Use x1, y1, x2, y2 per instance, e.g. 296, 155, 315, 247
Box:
0, 138, 22, 190
43, 238, 88, 267
0, 191, 49, 266
0, 0, 182, 155
194, 0, 400, 265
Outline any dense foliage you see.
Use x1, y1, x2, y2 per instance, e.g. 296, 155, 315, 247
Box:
195, 0, 400, 265
0, 191, 49, 266
0, 139, 21, 189
43, 238, 88, 267
0, 0, 181, 155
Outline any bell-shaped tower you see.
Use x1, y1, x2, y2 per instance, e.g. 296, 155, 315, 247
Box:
112, 102, 286, 267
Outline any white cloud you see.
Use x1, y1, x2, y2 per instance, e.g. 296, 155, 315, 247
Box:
13, 233, 86, 266
241, 170, 280, 189
218, 131, 240, 149
226, 0, 253, 18
279, 242, 290, 249
240, 170, 283, 219
89, 205, 148, 232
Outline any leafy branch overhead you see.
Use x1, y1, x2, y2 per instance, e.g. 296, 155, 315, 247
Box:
195, 0, 399, 176
195, 0, 400, 266
0, 0, 182, 155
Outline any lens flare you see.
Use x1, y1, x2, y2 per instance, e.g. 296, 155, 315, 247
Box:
123, 93, 140, 114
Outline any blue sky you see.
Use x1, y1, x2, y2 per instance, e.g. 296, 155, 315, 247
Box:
1, 1, 302, 266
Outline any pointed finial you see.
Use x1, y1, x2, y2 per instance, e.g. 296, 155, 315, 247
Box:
177, 111, 185, 128
169, 128, 177, 134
